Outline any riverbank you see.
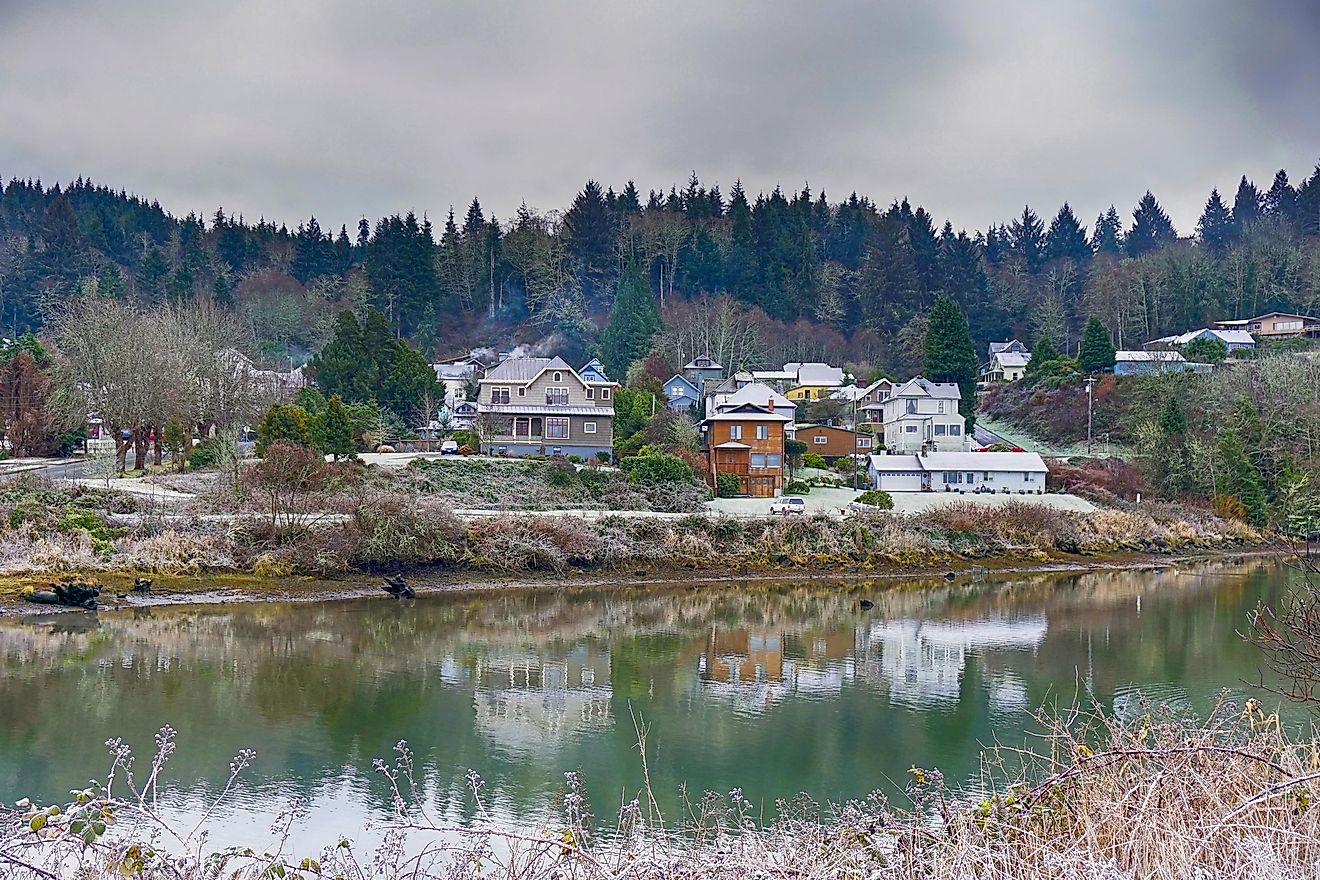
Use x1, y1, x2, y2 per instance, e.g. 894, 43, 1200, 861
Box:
0, 470, 1267, 612
0, 546, 1281, 615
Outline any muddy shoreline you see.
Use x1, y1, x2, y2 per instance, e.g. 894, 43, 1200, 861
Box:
0, 547, 1282, 616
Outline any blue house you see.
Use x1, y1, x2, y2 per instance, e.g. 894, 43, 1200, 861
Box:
664, 374, 702, 412
683, 354, 724, 387
579, 358, 611, 383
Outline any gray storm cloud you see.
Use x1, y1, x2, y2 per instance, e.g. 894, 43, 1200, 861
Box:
0, 0, 1316, 234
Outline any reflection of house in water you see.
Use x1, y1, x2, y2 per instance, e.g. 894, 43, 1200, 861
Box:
860, 617, 1047, 709
467, 643, 614, 755
701, 628, 785, 683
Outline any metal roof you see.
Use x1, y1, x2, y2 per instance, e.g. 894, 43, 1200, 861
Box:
703, 410, 793, 423
892, 377, 962, 400
712, 381, 796, 412
1116, 350, 1186, 362
868, 451, 1048, 472
993, 351, 1032, 368
483, 356, 575, 383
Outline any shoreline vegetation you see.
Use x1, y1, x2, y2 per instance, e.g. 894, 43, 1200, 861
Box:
0, 459, 1266, 610
4, 700, 1319, 879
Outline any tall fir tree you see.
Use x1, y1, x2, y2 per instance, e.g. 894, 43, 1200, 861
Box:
1230, 175, 1262, 236
563, 180, 615, 309
310, 310, 374, 404
922, 294, 978, 429
1007, 205, 1046, 272
598, 261, 660, 379
1044, 203, 1090, 264
1092, 206, 1123, 256
1196, 189, 1233, 250
320, 394, 355, 460
1126, 191, 1176, 257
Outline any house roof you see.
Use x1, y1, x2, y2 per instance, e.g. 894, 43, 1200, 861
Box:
703, 407, 793, 423
1249, 311, 1317, 323
829, 385, 867, 401
477, 404, 611, 417
483, 356, 575, 383
712, 381, 796, 412
785, 362, 846, 386
795, 423, 861, 435
989, 340, 1028, 356
869, 455, 921, 471
578, 357, 611, 381
713, 441, 751, 450
453, 400, 477, 412
993, 351, 1032, 368
684, 355, 723, 370
869, 451, 1048, 473
750, 369, 796, 382
1117, 350, 1187, 362
433, 363, 476, 380
891, 377, 962, 400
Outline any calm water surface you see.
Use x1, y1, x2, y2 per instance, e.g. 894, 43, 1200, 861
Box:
0, 559, 1305, 850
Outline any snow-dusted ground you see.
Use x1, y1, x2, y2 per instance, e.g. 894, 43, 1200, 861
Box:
705, 487, 1096, 517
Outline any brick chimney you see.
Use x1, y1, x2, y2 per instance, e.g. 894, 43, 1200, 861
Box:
767, 397, 774, 413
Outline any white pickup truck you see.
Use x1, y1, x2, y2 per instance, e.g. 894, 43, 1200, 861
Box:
768, 496, 806, 515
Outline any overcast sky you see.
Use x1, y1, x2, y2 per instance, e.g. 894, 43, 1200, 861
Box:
2, 1, 1317, 236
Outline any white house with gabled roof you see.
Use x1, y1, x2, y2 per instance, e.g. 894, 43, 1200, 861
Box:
881, 377, 966, 453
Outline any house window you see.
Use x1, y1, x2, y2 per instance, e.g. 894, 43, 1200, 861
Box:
756, 425, 769, 440
934, 425, 947, 436
966, 472, 975, 483
546, 418, 569, 439
879, 391, 890, 401
586, 387, 595, 399
858, 438, 871, 448
765, 453, 782, 468
490, 386, 510, 404
1024, 472, 1034, 481
949, 425, 961, 436
584, 422, 597, 434
518, 386, 526, 397
938, 401, 946, 414
546, 387, 569, 406
729, 425, 742, 440
813, 435, 827, 445
905, 425, 917, 433
906, 400, 917, 415
553, 371, 562, 382
601, 388, 611, 400
942, 472, 963, 484
750, 453, 766, 468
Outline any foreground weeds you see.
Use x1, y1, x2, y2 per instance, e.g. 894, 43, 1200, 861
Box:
3, 701, 1318, 879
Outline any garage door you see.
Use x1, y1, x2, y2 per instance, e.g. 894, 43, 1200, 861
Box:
876, 472, 922, 493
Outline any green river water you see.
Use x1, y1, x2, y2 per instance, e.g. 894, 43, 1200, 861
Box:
0, 558, 1307, 849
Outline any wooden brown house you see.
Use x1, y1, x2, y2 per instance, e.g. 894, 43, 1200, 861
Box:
701, 403, 790, 497
795, 423, 875, 463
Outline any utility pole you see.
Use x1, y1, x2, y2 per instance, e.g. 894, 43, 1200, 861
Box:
1085, 376, 1096, 455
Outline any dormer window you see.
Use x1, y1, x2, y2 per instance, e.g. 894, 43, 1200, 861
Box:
553, 371, 562, 383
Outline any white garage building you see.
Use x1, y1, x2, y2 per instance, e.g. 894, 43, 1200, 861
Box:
868, 451, 1049, 494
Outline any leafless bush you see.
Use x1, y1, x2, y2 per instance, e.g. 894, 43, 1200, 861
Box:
1250, 552, 1320, 708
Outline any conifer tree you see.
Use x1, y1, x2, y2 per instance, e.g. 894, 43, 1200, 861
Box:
320, 395, 355, 460
922, 294, 978, 428
1007, 205, 1045, 272
563, 180, 614, 308
310, 310, 373, 403
1263, 169, 1297, 222
1078, 316, 1116, 373
599, 261, 660, 379
1126, 191, 1177, 256
1025, 333, 1061, 378
1092, 206, 1123, 256
1196, 189, 1233, 250
1231, 175, 1262, 236
1044, 203, 1090, 264
1216, 427, 1267, 526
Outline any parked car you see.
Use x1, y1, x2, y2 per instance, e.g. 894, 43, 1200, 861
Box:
769, 497, 806, 515
439, 439, 459, 454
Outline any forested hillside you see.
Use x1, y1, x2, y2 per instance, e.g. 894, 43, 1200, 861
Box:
2, 167, 1318, 372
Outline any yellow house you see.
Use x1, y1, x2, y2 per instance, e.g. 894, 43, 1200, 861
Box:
785, 384, 835, 401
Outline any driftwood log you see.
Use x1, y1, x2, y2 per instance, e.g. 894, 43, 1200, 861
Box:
382, 575, 416, 599
22, 581, 101, 610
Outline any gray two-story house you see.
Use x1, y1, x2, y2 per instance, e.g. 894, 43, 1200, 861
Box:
476, 356, 616, 458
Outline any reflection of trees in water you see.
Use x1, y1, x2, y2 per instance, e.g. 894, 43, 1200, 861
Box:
0, 558, 1290, 821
